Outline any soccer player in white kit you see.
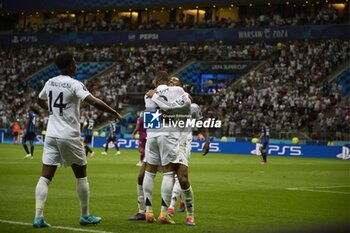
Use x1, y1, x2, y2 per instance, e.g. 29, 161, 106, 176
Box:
33, 53, 122, 228
166, 77, 210, 223
143, 71, 191, 225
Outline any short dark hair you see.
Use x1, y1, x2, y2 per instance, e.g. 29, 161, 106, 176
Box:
154, 71, 169, 84
175, 76, 184, 87
55, 52, 74, 72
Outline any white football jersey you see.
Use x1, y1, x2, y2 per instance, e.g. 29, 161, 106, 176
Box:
145, 84, 191, 139
184, 103, 203, 140
152, 85, 191, 115
39, 75, 91, 138
144, 94, 157, 110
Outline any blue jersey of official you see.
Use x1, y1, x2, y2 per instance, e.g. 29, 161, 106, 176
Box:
84, 118, 94, 136
27, 112, 36, 133
260, 125, 270, 144
108, 122, 119, 137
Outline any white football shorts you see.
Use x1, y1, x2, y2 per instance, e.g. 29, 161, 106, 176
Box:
145, 135, 179, 166
42, 136, 87, 167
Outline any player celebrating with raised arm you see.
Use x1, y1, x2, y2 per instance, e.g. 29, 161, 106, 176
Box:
34, 52, 122, 228
101, 119, 121, 156
82, 112, 95, 158
23, 107, 37, 159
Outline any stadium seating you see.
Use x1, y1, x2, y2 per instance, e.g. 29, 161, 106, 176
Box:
1, 40, 349, 141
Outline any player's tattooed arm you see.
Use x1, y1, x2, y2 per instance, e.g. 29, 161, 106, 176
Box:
84, 95, 122, 122
37, 98, 48, 110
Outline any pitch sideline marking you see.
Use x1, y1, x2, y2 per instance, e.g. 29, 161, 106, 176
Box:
286, 185, 350, 195
0, 219, 115, 233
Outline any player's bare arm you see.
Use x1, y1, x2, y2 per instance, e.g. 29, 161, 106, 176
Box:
110, 126, 114, 138
84, 94, 122, 122
37, 98, 48, 110
145, 89, 156, 98
80, 101, 89, 109
82, 120, 87, 132
131, 123, 140, 139
200, 127, 210, 156
257, 132, 264, 141
24, 116, 29, 134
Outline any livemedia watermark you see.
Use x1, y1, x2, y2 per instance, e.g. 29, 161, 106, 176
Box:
143, 110, 221, 129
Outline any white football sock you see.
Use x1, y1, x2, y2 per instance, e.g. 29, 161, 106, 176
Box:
182, 186, 194, 217
35, 177, 50, 217
143, 171, 156, 212
77, 177, 90, 216
161, 171, 175, 213
137, 184, 146, 213
169, 176, 181, 209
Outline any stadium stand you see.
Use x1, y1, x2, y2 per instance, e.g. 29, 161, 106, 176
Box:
7, 5, 347, 33
202, 40, 349, 139
0, 1, 349, 141
0, 2, 349, 233
0, 39, 349, 141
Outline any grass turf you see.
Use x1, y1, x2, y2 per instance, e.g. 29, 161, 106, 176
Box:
0, 144, 349, 233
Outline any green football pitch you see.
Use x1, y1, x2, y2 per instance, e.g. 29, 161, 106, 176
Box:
0, 144, 348, 233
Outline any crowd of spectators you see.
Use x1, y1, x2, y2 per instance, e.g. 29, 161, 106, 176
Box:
235, 6, 344, 28
0, 46, 61, 132
200, 40, 350, 139
82, 43, 273, 124
0, 42, 271, 130
11, 5, 347, 33
318, 81, 350, 141
0, 40, 349, 140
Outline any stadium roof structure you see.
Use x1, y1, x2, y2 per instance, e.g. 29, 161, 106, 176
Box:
0, 0, 344, 13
